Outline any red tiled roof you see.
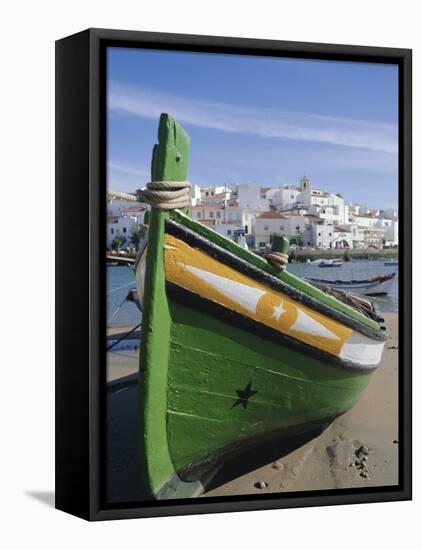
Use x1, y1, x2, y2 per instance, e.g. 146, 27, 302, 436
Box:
189, 204, 225, 210
257, 211, 287, 219
123, 206, 146, 213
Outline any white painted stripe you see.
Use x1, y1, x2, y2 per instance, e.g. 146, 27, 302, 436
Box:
167, 410, 223, 423
340, 338, 384, 367
181, 263, 266, 314
290, 309, 340, 340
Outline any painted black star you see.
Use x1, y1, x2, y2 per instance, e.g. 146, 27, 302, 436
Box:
231, 382, 258, 409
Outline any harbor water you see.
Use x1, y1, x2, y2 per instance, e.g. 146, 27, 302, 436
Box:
288, 259, 399, 313
107, 259, 398, 328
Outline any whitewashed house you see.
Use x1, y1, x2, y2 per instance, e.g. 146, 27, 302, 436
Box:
254, 211, 290, 249
235, 183, 270, 211
213, 223, 248, 248
376, 217, 399, 246
295, 176, 349, 225
271, 185, 301, 209
107, 215, 140, 249
107, 196, 142, 216
188, 204, 226, 225
187, 204, 256, 236
199, 185, 232, 204
190, 184, 202, 206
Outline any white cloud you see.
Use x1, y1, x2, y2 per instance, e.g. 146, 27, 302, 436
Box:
108, 161, 149, 179
108, 81, 398, 155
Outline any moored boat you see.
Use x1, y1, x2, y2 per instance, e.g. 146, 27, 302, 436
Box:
384, 259, 399, 267
319, 259, 343, 268
133, 114, 387, 499
306, 272, 396, 296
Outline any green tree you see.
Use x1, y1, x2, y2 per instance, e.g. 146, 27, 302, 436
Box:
130, 229, 141, 250
111, 231, 126, 251
290, 235, 303, 247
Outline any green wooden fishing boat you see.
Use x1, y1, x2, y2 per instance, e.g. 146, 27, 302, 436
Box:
134, 113, 387, 499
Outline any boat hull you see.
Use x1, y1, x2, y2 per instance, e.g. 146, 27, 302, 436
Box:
165, 296, 373, 480
136, 219, 385, 498
306, 272, 396, 296
384, 261, 399, 267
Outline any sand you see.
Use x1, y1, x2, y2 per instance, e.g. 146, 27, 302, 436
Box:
106, 312, 399, 502
107, 326, 140, 382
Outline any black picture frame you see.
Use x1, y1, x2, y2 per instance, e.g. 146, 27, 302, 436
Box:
55, 28, 412, 521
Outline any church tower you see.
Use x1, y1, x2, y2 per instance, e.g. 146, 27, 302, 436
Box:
300, 175, 311, 191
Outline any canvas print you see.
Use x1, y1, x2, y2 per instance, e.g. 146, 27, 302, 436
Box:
105, 47, 399, 504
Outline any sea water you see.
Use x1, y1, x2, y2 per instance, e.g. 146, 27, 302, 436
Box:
288, 260, 398, 314
107, 266, 139, 327
106, 260, 398, 328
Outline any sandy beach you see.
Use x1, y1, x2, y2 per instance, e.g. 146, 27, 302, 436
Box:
106, 312, 398, 502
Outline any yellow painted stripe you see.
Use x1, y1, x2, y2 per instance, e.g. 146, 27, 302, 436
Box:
164, 235, 352, 357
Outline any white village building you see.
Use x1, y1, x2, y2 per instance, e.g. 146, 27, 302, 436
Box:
106, 193, 147, 250
234, 183, 270, 211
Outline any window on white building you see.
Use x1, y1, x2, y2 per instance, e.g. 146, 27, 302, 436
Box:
209, 212, 214, 218
123, 227, 127, 233
216, 211, 221, 219
110, 228, 114, 234
197, 212, 201, 218
264, 225, 268, 231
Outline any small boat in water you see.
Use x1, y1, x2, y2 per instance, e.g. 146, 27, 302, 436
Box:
384, 259, 399, 267
130, 113, 387, 499
318, 259, 343, 268
306, 272, 396, 296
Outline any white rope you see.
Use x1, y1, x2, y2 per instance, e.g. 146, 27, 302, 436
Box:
137, 181, 191, 210
263, 251, 289, 271
107, 190, 138, 202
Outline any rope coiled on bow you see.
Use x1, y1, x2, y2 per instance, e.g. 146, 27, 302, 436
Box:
263, 251, 289, 271
137, 180, 192, 210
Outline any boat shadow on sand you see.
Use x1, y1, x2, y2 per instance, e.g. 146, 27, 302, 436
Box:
106, 373, 326, 504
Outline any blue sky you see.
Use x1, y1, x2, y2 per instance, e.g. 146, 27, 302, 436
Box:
107, 47, 398, 209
